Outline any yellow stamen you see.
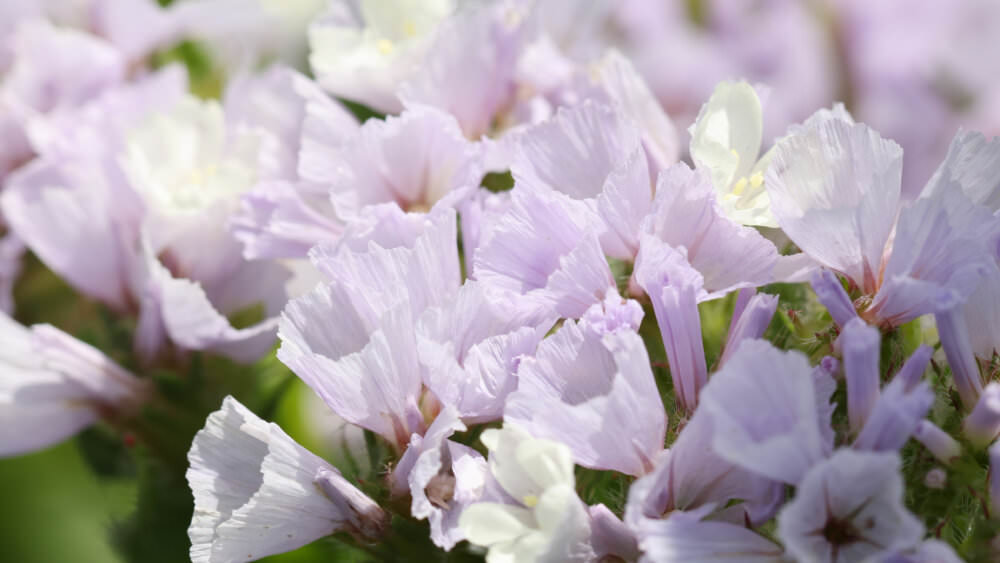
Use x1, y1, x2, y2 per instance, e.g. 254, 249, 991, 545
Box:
523, 495, 539, 507
731, 176, 748, 197
376, 38, 394, 55
749, 171, 764, 188
402, 21, 417, 37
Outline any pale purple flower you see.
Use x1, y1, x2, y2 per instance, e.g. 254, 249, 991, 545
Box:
632, 236, 707, 413
511, 101, 651, 260
767, 116, 1000, 328
474, 188, 615, 319
777, 450, 925, 563
719, 290, 778, 367
579, 288, 644, 337
913, 421, 962, 465
187, 396, 387, 563
637, 505, 785, 563
964, 382, 1000, 447
417, 280, 552, 422
399, 1, 528, 140
624, 410, 784, 531
862, 540, 963, 563
0, 313, 149, 457
699, 339, 830, 485
324, 106, 482, 220
505, 320, 665, 476
639, 163, 780, 296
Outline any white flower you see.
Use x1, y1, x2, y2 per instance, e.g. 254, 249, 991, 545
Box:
121, 95, 261, 217
689, 81, 776, 227
459, 425, 595, 563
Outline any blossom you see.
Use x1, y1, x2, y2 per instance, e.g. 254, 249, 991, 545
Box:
777, 450, 925, 563
505, 318, 665, 476
699, 339, 830, 485
187, 396, 387, 563
392, 407, 488, 550
963, 382, 1000, 447
459, 425, 596, 563
0, 313, 149, 457
718, 290, 778, 367
853, 345, 934, 452
308, 0, 456, 112
689, 80, 776, 227
637, 505, 785, 563
767, 114, 1000, 328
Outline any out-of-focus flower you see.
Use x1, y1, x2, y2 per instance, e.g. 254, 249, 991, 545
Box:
187, 396, 387, 563
0, 313, 149, 457
309, 0, 456, 113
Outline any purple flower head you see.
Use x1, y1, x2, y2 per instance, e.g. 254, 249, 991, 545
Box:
506, 320, 665, 476
511, 100, 651, 260
934, 289, 985, 409
474, 188, 615, 319
719, 290, 778, 367
637, 504, 785, 563
963, 382, 1000, 447
778, 450, 925, 563
417, 280, 553, 422
699, 339, 829, 485
841, 318, 882, 435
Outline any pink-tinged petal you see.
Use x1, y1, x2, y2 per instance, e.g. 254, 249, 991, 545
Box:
869, 186, 998, 326
506, 322, 665, 476
0, 314, 147, 457
511, 101, 651, 259
474, 189, 614, 319
700, 340, 827, 485
642, 163, 778, 296
766, 117, 902, 294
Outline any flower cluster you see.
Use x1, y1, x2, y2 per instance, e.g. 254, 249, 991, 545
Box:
3, 1, 1000, 563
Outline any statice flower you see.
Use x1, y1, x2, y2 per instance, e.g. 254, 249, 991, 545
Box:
187, 396, 387, 562
0, 313, 149, 456
505, 318, 665, 476
777, 450, 925, 563
458, 425, 596, 563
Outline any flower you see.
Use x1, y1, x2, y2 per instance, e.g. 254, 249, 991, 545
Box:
459, 425, 595, 563
777, 450, 925, 563
187, 396, 387, 563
